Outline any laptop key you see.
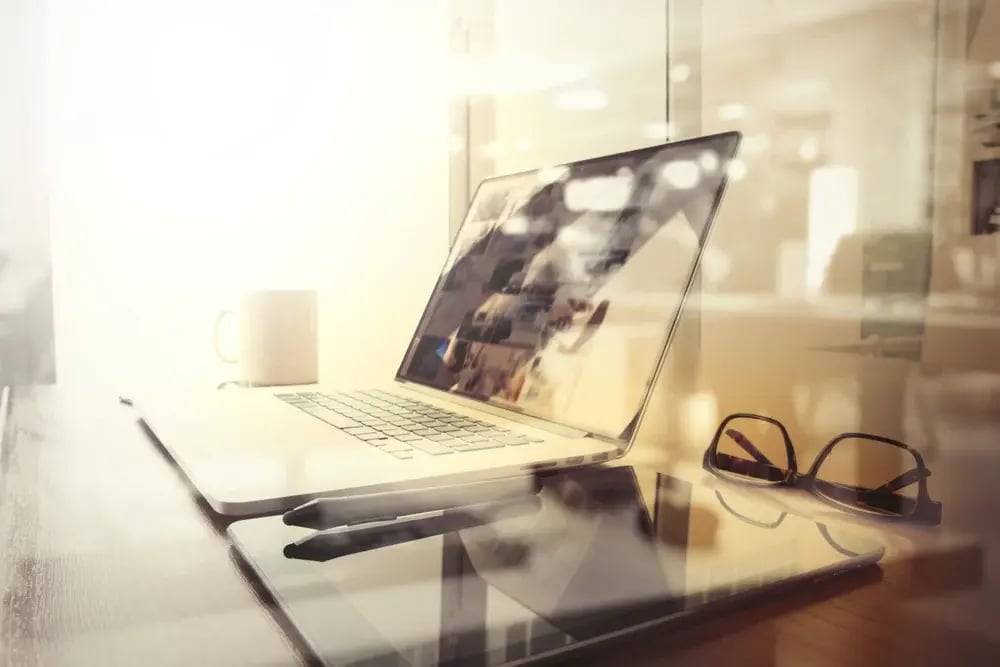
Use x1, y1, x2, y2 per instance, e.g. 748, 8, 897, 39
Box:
499, 436, 530, 446
357, 432, 391, 441
374, 440, 414, 453
296, 405, 363, 429
451, 441, 505, 452
415, 428, 438, 437
395, 434, 421, 442
408, 440, 454, 455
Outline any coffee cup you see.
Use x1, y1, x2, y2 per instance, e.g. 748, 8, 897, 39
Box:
213, 289, 318, 386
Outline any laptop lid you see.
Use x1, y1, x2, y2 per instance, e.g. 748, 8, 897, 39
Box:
396, 133, 741, 445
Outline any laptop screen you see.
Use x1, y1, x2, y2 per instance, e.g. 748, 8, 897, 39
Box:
397, 133, 741, 442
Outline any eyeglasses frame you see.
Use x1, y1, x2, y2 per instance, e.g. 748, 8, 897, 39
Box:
703, 412, 942, 525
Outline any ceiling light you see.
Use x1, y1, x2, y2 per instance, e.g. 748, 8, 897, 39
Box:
798, 137, 820, 162
660, 161, 701, 189
727, 159, 747, 181
717, 103, 746, 121
699, 151, 720, 172
669, 63, 691, 83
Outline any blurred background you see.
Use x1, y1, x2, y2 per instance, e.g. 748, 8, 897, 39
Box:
2, 0, 999, 528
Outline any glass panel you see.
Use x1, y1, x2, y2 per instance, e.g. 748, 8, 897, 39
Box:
686, 0, 942, 461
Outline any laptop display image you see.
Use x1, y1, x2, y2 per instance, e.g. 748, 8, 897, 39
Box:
399, 132, 741, 441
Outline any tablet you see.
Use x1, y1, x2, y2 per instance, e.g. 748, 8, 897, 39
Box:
228, 465, 884, 666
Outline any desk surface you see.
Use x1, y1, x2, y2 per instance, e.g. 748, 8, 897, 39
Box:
2, 383, 999, 667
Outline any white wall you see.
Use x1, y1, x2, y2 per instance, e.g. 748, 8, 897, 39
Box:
0, 0, 47, 263
486, 0, 669, 175
44, 0, 451, 391
0, 0, 55, 385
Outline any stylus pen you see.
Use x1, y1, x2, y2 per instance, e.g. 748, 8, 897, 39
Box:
283, 496, 542, 562
282, 475, 542, 530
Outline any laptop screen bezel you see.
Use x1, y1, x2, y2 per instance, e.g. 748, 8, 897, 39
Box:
393, 131, 742, 448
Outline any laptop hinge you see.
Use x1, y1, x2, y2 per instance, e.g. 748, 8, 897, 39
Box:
394, 380, 592, 439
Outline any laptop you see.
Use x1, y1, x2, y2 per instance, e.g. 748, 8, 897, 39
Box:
138, 132, 743, 515
228, 465, 885, 666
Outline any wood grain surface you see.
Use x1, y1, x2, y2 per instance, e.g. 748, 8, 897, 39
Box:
2, 383, 998, 667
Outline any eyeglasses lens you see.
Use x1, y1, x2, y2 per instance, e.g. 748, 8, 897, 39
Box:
813, 436, 921, 517
712, 416, 790, 484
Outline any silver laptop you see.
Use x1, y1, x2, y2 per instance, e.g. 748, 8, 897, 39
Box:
138, 132, 742, 515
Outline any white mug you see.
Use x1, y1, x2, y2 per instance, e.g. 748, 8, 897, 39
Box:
213, 290, 318, 386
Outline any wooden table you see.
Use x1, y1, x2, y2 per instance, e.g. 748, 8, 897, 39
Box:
2, 382, 998, 666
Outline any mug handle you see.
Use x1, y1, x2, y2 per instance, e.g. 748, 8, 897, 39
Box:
213, 310, 238, 363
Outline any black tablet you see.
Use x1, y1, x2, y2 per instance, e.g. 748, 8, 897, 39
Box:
228, 465, 883, 666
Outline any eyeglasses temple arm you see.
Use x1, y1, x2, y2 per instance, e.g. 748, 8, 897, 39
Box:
869, 467, 930, 496
724, 428, 775, 466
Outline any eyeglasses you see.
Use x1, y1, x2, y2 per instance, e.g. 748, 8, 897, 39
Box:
703, 413, 942, 525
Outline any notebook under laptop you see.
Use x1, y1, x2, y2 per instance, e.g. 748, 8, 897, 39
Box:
138, 132, 742, 515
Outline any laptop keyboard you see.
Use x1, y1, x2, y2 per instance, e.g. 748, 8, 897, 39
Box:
276, 389, 544, 460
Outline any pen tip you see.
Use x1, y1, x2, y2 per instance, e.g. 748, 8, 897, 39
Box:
283, 500, 318, 527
